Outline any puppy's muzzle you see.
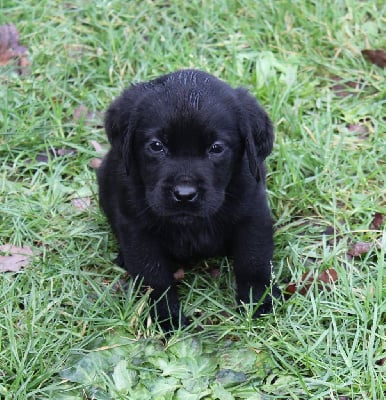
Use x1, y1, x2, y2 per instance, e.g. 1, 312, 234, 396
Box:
172, 183, 198, 203
172, 176, 199, 203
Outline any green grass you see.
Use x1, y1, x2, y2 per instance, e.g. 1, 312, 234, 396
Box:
0, 0, 385, 399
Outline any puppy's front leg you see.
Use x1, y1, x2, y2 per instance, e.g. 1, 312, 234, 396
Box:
117, 231, 186, 331
232, 219, 280, 316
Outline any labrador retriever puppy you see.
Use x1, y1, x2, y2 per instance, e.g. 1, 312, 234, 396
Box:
97, 69, 280, 331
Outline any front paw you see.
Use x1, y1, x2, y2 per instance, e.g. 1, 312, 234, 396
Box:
156, 313, 189, 334
114, 251, 124, 268
255, 284, 281, 316
150, 298, 188, 333
238, 284, 281, 317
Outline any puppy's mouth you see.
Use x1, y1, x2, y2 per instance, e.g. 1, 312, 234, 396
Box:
158, 210, 205, 224
149, 201, 212, 223
171, 214, 200, 225
146, 186, 223, 222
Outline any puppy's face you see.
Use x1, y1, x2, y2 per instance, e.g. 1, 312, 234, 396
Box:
133, 92, 242, 222
104, 70, 274, 223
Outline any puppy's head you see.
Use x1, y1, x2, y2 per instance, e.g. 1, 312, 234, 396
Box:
105, 70, 273, 222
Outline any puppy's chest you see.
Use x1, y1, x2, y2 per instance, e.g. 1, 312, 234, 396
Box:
162, 224, 226, 262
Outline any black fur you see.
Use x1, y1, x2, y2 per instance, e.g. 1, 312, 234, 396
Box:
97, 69, 280, 331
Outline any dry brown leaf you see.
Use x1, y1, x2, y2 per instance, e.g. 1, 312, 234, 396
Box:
73, 105, 103, 127
89, 157, 103, 169
210, 268, 221, 279
370, 212, 384, 230
56, 148, 76, 157
0, 244, 34, 272
35, 147, 77, 163
18, 53, 30, 74
88, 141, 107, 170
317, 269, 338, 285
346, 123, 369, 137
347, 241, 372, 257
362, 49, 386, 68
0, 23, 29, 74
90, 140, 107, 154
285, 282, 297, 295
73, 104, 89, 121
71, 197, 91, 210
330, 75, 362, 97
376, 357, 386, 366
286, 268, 338, 296
326, 397, 351, 400
173, 268, 185, 281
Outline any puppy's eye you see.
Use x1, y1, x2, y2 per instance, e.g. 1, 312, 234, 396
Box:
209, 142, 225, 155
149, 140, 165, 153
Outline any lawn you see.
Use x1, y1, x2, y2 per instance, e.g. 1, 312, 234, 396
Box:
0, 0, 385, 399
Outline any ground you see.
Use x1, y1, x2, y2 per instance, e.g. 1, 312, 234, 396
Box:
0, 1, 385, 399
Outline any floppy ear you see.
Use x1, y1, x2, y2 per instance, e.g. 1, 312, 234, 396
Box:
104, 85, 143, 175
236, 88, 274, 181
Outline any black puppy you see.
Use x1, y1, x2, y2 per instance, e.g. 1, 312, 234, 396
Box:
97, 69, 280, 330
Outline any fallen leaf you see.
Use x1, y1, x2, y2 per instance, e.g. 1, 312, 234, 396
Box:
18, 53, 30, 74
285, 268, 338, 296
56, 148, 75, 157
330, 75, 362, 97
285, 282, 297, 295
326, 397, 351, 400
64, 3, 79, 10
346, 123, 369, 137
173, 268, 185, 280
0, 23, 29, 74
347, 241, 372, 257
34, 147, 77, 163
112, 360, 137, 394
89, 157, 102, 169
323, 226, 335, 235
210, 268, 221, 279
317, 268, 338, 285
0, 244, 34, 272
73, 104, 89, 121
71, 197, 91, 210
90, 140, 105, 154
362, 49, 386, 68
73, 105, 103, 127
35, 153, 50, 163
375, 357, 386, 366
370, 212, 383, 230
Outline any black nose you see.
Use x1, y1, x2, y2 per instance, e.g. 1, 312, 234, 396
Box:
173, 184, 198, 202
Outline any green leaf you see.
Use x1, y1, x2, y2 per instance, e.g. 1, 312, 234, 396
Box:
218, 344, 274, 380
53, 392, 83, 400
144, 376, 179, 398
219, 347, 257, 372
130, 384, 152, 400
112, 360, 137, 394
182, 356, 217, 378
168, 337, 202, 358
215, 369, 247, 387
182, 376, 209, 394
143, 339, 164, 357
230, 384, 270, 400
211, 383, 235, 400
174, 387, 211, 400
148, 356, 190, 379
60, 354, 107, 385
84, 387, 111, 400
